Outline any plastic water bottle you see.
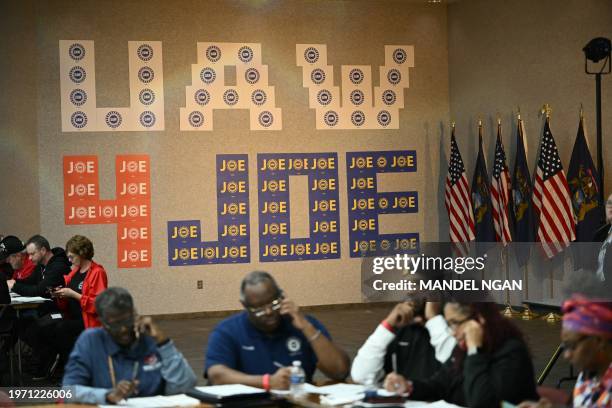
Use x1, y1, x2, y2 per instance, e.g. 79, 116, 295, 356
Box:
289, 360, 306, 397
364, 372, 378, 399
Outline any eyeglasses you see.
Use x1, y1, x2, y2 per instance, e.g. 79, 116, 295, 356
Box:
446, 316, 471, 330
102, 316, 135, 333
561, 336, 589, 351
246, 297, 283, 318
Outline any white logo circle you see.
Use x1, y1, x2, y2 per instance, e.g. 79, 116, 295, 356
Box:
287, 337, 301, 353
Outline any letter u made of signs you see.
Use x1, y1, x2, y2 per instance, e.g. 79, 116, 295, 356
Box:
259, 153, 341, 261
347, 151, 419, 257
180, 43, 282, 130
59, 41, 164, 131
296, 44, 413, 130
167, 155, 250, 266
63, 155, 152, 268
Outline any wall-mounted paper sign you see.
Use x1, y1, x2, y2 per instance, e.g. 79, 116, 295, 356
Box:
296, 45, 414, 130
63, 155, 152, 268
59, 41, 164, 131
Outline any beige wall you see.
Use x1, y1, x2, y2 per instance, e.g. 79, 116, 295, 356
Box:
4, 0, 609, 315
7, 0, 450, 314
448, 0, 612, 195
0, 1, 40, 238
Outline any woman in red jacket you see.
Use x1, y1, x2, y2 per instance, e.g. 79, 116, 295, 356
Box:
54, 235, 108, 328
34, 235, 108, 379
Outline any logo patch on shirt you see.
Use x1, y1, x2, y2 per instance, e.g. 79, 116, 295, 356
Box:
286, 337, 301, 353
142, 353, 162, 371
241, 345, 255, 351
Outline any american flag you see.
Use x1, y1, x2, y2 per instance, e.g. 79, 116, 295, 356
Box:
445, 128, 475, 255
532, 118, 576, 258
490, 123, 512, 245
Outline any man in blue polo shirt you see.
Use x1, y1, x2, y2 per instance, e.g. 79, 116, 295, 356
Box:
205, 271, 350, 390
63, 287, 197, 404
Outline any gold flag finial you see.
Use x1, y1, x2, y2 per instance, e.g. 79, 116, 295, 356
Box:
451, 121, 456, 129
478, 118, 482, 127
541, 104, 552, 119
580, 103, 584, 120
497, 112, 501, 126
517, 106, 521, 121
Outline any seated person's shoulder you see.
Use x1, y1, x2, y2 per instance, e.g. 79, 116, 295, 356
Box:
212, 312, 247, 335
304, 314, 331, 335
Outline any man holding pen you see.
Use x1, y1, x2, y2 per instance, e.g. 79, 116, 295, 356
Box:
205, 271, 350, 389
63, 287, 197, 404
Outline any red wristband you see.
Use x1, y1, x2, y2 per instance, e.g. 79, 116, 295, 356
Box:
262, 373, 271, 391
381, 319, 395, 333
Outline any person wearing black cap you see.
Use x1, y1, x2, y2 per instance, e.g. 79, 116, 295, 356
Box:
7, 235, 70, 298
0, 235, 41, 287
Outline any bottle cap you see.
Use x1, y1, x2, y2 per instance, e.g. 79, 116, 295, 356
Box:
292, 360, 301, 366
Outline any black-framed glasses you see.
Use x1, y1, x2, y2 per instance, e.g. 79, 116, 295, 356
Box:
246, 296, 283, 318
561, 336, 589, 351
102, 316, 135, 333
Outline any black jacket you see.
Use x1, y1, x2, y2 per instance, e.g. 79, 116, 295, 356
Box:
12, 247, 71, 297
410, 338, 538, 408
0, 272, 9, 305
383, 324, 441, 380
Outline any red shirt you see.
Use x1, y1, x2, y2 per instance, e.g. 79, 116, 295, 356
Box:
14, 257, 36, 281
64, 260, 108, 328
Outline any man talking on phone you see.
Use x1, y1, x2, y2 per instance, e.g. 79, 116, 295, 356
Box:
205, 271, 350, 389
62, 287, 197, 404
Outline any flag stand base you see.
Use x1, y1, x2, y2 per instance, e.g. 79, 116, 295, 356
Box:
521, 304, 537, 320
502, 303, 521, 317
543, 312, 562, 323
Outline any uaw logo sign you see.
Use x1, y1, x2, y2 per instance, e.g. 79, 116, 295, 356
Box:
167, 154, 250, 266
63, 155, 152, 268
347, 150, 419, 257
180, 43, 282, 131
259, 153, 341, 262
59, 40, 164, 132
296, 44, 413, 129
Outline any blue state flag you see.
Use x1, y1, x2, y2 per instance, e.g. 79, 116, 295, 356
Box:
511, 118, 535, 266
471, 127, 497, 248
567, 117, 604, 242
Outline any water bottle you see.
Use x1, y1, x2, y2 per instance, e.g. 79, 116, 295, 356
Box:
364, 372, 378, 399
289, 360, 306, 397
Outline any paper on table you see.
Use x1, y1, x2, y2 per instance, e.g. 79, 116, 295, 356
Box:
309, 383, 366, 395
195, 384, 266, 396
270, 383, 320, 396
98, 393, 200, 407
12, 296, 49, 303
424, 400, 467, 408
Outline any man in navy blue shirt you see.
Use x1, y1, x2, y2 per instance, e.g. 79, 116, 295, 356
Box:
205, 271, 350, 390
63, 287, 196, 404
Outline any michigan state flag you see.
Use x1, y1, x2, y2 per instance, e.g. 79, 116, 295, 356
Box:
511, 117, 535, 266
567, 117, 604, 242
471, 127, 496, 246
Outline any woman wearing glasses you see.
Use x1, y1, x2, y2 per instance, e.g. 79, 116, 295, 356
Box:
384, 300, 538, 408
54, 235, 108, 328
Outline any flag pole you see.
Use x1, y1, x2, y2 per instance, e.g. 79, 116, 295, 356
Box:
515, 108, 536, 320
539, 105, 562, 323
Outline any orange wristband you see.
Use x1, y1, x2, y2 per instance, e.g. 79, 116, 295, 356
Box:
262, 373, 271, 391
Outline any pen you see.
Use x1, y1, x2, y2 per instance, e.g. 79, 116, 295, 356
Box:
132, 361, 139, 381
273, 361, 284, 368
